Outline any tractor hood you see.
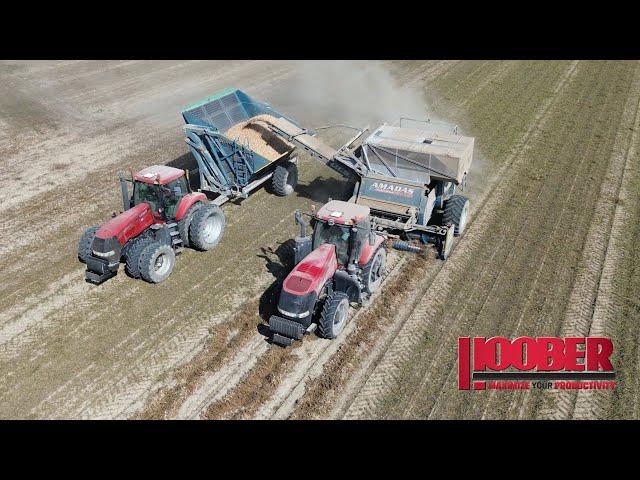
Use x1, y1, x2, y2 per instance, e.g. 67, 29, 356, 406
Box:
96, 203, 154, 245
282, 243, 338, 297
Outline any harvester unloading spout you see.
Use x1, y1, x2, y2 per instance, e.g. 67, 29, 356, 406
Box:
264, 116, 370, 182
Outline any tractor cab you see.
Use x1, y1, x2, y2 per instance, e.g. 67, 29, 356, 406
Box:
269, 200, 387, 347
311, 201, 371, 267
129, 165, 190, 219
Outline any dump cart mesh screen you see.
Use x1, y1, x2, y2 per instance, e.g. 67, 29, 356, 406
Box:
364, 144, 455, 184
184, 90, 286, 133
187, 97, 249, 132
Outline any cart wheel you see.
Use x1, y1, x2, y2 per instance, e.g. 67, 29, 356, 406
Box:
443, 195, 470, 237
441, 226, 456, 260
272, 161, 298, 196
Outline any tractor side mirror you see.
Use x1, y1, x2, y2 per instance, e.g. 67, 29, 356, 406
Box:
294, 210, 306, 237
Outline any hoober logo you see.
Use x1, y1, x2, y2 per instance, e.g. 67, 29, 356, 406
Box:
458, 337, 616, 391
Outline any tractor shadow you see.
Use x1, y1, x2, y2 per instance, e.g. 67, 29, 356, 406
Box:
166, 152, 201, 191
256, 239, 296, 342
295, 176, 353, 203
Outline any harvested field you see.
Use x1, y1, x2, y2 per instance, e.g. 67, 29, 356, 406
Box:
0, 60, 638, 419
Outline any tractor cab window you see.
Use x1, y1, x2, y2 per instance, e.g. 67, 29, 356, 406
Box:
132, 177, 188, 219
132, 181, 160, 212
161, 177, 188, 219
312, 218, 368, 265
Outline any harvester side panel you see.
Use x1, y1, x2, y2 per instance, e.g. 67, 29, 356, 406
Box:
364, 125, 474, 184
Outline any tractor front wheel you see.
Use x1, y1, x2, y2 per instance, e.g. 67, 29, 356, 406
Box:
124, 236, 153, 278
189, 204, 226, 251
78, 226, 99, 263
362, 247, 386, 295
318, 291, 350, 340
139, 242, 175, 283
272, 161, 298, 196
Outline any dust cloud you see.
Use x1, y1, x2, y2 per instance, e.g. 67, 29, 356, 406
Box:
270, 61, 435, 132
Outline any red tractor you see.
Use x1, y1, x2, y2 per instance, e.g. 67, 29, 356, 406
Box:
268, 200, 387, 346
78, 165, 225, 284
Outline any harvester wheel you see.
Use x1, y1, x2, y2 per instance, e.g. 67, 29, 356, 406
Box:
272, 161, 298, 196
139, 242, 175, 283
318, 291, 350, 339
78, 226, 99, 263
178, 201, 203, 248
362, 247, 386, 294
189, 204, 226, 251
443, 195, 470, 236
124, 236, 153, 279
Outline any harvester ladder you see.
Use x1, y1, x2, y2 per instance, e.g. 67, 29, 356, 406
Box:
232, 141, 252, 186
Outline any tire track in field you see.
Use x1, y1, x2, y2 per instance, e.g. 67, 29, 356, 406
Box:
0, 62, 322, 369
262, 62, 565, 419
260, 252, 408, 420
535, 62, 640, 420
0, 136, 304, 359
158, 62, 458, 420
474, 62, 638, 419
382, 61, 631, 420
343, 61, 579, 419
420, 61, 602, 419
283, 61, 572, 419
403, 61, 628, 420
22, 177, 331, 419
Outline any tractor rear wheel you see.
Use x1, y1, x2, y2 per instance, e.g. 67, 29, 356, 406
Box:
124, 236, 153, 278
178, 201, 203, 248
443, 194, 470, 236
362, 247, 386, 295
189, 204, 225, 251
272, 161, 298, 196
78, 226, 99, 263
318, 291, 350, 339
139, 242, 175, 283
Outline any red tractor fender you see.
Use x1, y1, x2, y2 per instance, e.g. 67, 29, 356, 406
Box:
358, 234, 386, 266
282, 243, 338, 297
175, 192, 207, 221
96, 203, 154, 246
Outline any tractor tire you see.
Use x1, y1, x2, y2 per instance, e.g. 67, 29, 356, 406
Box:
178, 201, 203, 248
124, 236, 154, 279
362, 247, 386, 295
317, 291, 350, 340
443, 194, 470, 237
139, 242, 176, 284
78, 226, 99, 263
272, 161, 298, 196
189, 204, 226, 251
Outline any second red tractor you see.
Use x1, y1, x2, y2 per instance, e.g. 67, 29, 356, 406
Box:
78, 165, 225, 284
268, 200, 387, 346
